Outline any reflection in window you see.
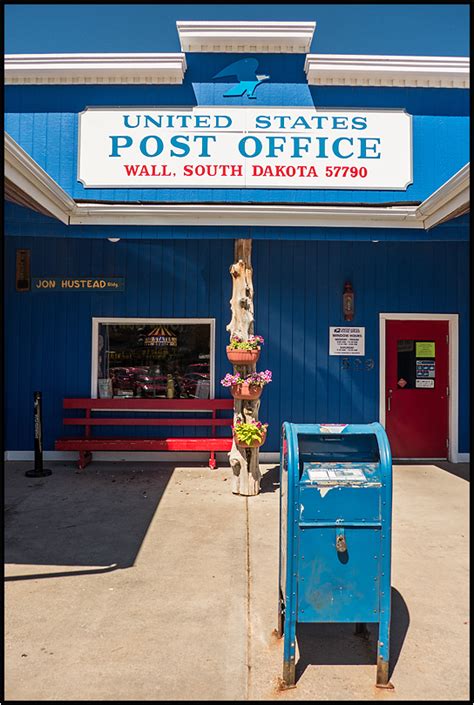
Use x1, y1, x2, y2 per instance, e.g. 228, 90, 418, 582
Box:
96, 320, 212, 399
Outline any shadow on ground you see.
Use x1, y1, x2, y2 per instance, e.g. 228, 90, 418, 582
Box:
259, 464, 280, 493
295, 588, 409, 683
4, 461, 188, 575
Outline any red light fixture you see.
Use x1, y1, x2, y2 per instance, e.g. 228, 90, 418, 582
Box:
343, 281, 354, 321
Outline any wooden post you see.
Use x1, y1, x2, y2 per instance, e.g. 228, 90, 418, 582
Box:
227, 239, 261, 496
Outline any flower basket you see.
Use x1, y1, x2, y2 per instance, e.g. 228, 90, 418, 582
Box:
221, 370, 271, 397
230, 383, 262, 400
233, 420, 268, 449
234, 429, 267, 448
226, 347, 260, 365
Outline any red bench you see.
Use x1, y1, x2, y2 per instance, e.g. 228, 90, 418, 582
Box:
55, 398, 234, 470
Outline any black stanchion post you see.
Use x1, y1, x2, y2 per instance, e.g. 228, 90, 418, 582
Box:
25, 391, 52, 477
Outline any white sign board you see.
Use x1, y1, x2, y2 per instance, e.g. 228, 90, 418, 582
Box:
78, 107, 412, 190
308, 467, 367, 482
415, 379, 435, 388
319, 424, 348, 433
329, 327, 365, 356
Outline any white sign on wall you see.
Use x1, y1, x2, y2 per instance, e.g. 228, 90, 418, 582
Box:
329, 327, 365, 356
78, 107, 412, 190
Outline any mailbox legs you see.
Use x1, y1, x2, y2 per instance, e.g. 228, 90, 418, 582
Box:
282, 609, 297, 688
376, 657, 392, 688
277, 590, 284, 638
375, 617, 394, 689
277, 586, 297, 688
282, 658, 296, 689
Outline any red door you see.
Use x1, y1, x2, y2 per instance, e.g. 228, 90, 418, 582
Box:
385, 320, 449, 458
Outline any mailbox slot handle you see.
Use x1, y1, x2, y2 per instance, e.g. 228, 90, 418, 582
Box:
299, 522, 382, 528
335, 527, 347, 553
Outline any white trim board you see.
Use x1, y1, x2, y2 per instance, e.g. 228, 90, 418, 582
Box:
415, 164, 470, 229
5, 133, 75, 223
5, 134, 469, 231
4, 450, 464, 465
5, 50, 468, 86
4, 451, 225, 463
379, 313, 460, 462
4, 451, 281, 464
304, 54, 469, 88
71, 203, 425, 229
176, 21, 316, 53
5, 53, 187, 85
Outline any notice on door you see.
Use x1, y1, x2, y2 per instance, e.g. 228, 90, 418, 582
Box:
416, 359, 435, 379
416, 341, 435, 357
329, 327, 365, 356
415, 379, 435, 388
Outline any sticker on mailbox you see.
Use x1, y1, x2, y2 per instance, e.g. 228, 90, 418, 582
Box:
307, 467, 367, 482
319, 424, 348, 434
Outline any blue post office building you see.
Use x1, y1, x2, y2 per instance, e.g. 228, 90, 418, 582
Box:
4, 22, 470, 464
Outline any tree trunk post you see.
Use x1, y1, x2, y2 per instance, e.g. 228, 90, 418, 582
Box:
227, 239, 261, 496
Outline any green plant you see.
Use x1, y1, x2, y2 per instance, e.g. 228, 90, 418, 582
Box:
228, 334, 264, 351
233, 419, 268, 445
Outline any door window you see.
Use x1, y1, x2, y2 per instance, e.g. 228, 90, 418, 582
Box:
397, 339, 436, 389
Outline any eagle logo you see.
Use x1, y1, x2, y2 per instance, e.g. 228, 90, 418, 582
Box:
213, 58, 270, 99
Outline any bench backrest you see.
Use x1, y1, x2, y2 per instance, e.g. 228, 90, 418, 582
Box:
63, 398, 234, 411
61, 398, 234, 433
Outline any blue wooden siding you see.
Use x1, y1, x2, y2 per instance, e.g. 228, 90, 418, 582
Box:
4, 202, 470, 243
4, 111, 468, 205
5, 63, 470, 205
4, 235, 469, 454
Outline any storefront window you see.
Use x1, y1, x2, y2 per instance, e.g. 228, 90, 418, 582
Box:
93, 318, 214, 399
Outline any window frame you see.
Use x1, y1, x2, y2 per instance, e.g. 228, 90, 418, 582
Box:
91, 317, 216, 400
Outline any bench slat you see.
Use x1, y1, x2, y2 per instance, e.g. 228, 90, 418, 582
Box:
63, 398, 234, 410
63, 418, 233, 426
55, 438, 233, 451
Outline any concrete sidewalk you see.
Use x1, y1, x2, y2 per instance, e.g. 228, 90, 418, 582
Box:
4, 461, 469, 701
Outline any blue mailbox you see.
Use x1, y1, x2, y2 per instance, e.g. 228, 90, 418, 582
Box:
278, 422, 393, 689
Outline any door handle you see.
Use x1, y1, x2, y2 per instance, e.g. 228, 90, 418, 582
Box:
387, 389, 392, 412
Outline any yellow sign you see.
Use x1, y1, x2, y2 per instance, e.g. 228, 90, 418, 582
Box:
416, 342, 435, 358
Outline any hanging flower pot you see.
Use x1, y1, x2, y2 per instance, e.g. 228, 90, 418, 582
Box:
226, 334, 264, 365
233, 420, 268, 448
226, 347, 261, 364
221, 370, 272, 399
230, 383, 262, 400
234, 429, 267, 448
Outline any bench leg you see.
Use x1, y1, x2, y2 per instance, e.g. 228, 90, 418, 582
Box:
78, 451, 92, 470
209, 451, 217, 469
